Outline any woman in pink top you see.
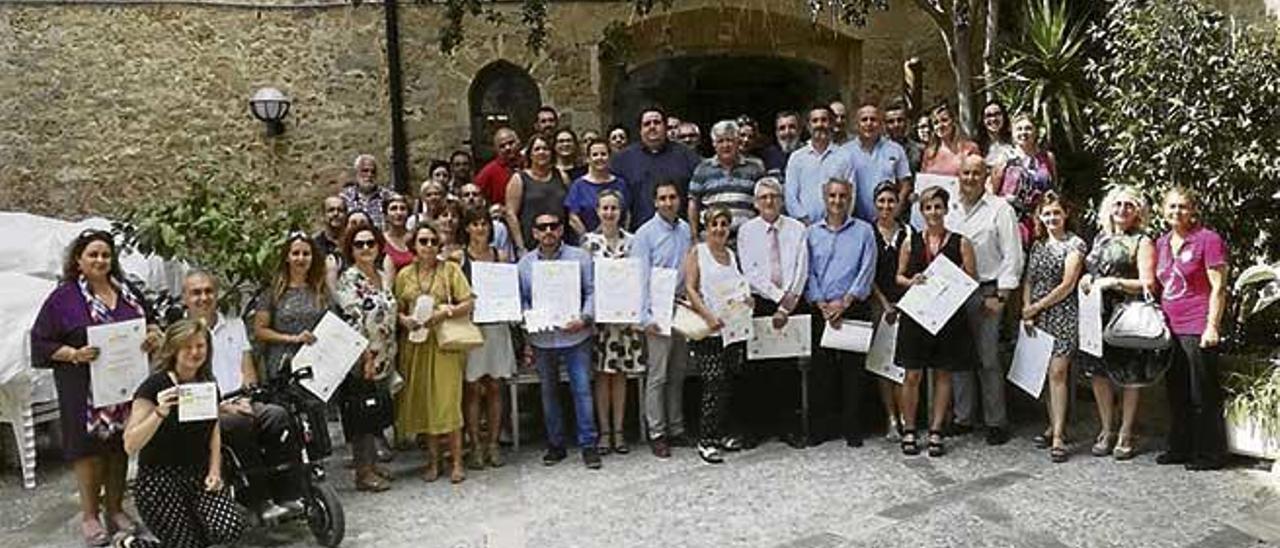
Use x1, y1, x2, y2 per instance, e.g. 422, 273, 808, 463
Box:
920, 103, 980, 176
1155, 187, 1229, 471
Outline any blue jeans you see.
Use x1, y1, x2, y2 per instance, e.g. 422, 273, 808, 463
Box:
534, 341, 597, 449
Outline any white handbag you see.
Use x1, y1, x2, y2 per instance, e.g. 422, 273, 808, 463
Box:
1102, 291, 1172, 350
672, 302, 713, 341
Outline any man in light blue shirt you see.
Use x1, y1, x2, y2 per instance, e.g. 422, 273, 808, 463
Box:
631, 180, 693, 458
517, 211, 602, 469
804, 178, 878, 448
785, 105, 852, 225
843, 103, 912, 223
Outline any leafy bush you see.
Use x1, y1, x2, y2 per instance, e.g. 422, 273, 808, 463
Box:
115, 155, 308, 314
1085, 0, 1280, 270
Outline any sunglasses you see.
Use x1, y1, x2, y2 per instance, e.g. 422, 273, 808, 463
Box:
78, 228, 112, 239
416, 237, 439, 246
353, 239, 379, 250
287, 230, 310, 241
534, 222, 561, 231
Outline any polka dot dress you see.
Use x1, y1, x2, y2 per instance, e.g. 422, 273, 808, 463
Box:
132, 465, 245, 548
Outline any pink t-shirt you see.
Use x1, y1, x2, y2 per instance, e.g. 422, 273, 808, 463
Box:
1156, 226, 1227, 335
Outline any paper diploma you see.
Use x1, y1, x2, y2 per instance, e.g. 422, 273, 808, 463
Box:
747, 315, 811, 360
177, 382, 218, 423
594, 258, 643, 324
1078, 285, 1104, 358
292, 312, 369, 402
865, 316, 906, 384
649, 267, 678, 336
1008, 326, 1055, 399
820, 320, 874, 353
408, 295, 434, 343
529, 260, 582, 330
897, 254, 979, 335
87, 318, 149, 408
719, 299, 755, 347
471, 262, 522, 324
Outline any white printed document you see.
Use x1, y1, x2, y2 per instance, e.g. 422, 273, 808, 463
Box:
87, 318, 149, 408
529, 260, 581, 330
648, 268, 678, 336
1008, 326, 1055, 399
177, 382, 219, 423
865, 316, 906, 384
292, 312, 369, 402
747, 315, 811, 360
897, 255, 979, 335
471, 262, 522, 324
1078, 285, 1104, 358
594, 258, 643, 324
819, 319, 874, 353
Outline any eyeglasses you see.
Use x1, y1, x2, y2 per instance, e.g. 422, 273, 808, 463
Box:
534, 222, 561, 232
353, 239, 378, 250
677, 133, 698, 140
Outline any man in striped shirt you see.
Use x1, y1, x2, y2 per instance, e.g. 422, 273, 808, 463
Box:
687, 119, 766, 237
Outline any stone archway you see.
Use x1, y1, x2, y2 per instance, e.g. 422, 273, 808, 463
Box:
601, 5, 862, 132
468, 60, 541, 162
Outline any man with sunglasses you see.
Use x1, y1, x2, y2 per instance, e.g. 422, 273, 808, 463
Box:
517, 212, 602, 469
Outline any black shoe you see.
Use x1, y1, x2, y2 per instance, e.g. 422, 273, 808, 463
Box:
542, 446, 567, 466
782, 432, 807, 449
1156, 452, 1190, 465
947, 422, 974, 436
582, 448, 602, 469
844, 435, 864, 448
985, 427, 1010, 446
1185, 458, 1225, 471
650, 436, 672, 459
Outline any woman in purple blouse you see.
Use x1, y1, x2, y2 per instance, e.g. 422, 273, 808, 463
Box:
1155, 187, 1230, 471
31, 230, 160, 546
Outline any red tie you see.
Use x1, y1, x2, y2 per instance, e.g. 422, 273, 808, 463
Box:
768, 224, 783, 288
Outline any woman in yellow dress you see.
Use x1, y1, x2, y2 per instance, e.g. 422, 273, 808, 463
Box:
394, 224, 475, 484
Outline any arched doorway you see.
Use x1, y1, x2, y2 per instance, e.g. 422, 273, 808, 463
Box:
611, 54, 838, 148
468, 60, 541, 162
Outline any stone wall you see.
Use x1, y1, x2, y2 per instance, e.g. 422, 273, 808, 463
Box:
0, 1, 954, 220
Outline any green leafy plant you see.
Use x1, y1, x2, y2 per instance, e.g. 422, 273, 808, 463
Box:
1085, 0, 1280, 272
115, 156, 308, 314
989, 0, 1090, 151
1223, 353, 1280, 440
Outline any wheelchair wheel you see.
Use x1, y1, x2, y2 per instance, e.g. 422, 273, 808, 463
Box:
306, 480, 345, 547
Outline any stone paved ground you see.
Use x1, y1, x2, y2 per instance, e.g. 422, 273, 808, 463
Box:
3, 421, 1279, 548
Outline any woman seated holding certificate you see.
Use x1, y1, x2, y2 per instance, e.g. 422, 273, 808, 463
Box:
117, 319, 245, 548
683, 206, 751, 465
894, 186, 978, 458
30, 229, 160, 547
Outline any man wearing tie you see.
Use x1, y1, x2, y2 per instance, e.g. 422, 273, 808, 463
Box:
805, 178, 878, 447
735, 177, 809, 448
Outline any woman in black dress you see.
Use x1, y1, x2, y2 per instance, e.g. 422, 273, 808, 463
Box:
894, 187, 978, 457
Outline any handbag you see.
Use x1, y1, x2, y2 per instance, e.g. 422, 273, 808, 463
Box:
1102, 291, 1172, 350
340, 377, 393, 432
672, 302, 713, 341
435, 267, 485, 351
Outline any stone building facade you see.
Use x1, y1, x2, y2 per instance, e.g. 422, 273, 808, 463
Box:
0, 0, 955, 219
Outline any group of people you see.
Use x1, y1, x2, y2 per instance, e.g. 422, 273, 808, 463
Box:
33, 98, 1231, 548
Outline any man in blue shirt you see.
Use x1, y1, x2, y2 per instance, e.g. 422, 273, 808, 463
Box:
805, 178, 878, 447
611, 107, 701, 230
844, 103, 913, 223
632, 180, 693, 458
517, 212, 602, 469
785, 106, 853, 225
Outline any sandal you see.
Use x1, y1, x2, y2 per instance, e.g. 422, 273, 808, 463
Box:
926, 430, 946, 457
105, 513, 139, 537
1113, 434, 1137, 461
596, 431, 613, 456
422, 459, 440, 483
1091, 432, 1116, 457
613, 431, 631, 455
900, 430, 921, 456
486, 443, 506, 468
1050, 438, 1069, 463
1032, 429, 1051, 449
82, 519, 110, 547
450, 464, 466, 484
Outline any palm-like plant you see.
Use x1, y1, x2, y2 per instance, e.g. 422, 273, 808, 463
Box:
989, 0, 1090, 151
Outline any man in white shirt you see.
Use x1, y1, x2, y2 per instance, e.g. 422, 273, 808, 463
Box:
183, 271, 303, 519
734, 177, 809, 448
950, 155, 1024, 445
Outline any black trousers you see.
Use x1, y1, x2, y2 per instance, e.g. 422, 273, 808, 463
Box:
1165, 335, 1227, 461
808, 303, 871, 443
729, 299, 806, 443
219, 401, 304, 504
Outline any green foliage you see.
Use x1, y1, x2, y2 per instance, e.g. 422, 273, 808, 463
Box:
989, 0, 1090, 151
115, 156, 308, 314
1085, 0, 1280, 270
1222, 352, 1280, 439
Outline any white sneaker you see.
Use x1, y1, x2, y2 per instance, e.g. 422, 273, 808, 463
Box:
697, 443, 724, 464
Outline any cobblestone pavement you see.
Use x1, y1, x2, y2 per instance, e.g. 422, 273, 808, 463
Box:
3, 421, 1279, 548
